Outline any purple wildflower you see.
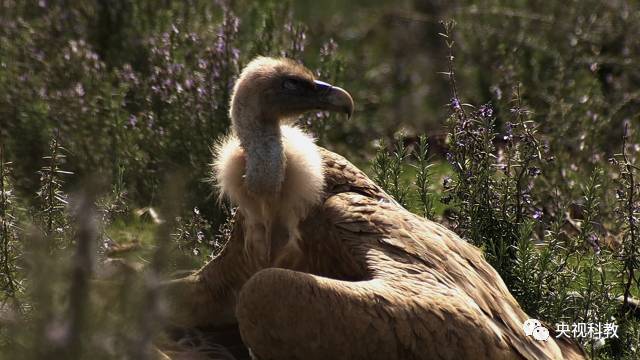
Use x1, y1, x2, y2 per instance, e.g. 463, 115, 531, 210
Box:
450, 98, 461, 111
503, 122, 514, 141
532, 209, 543, 220
443, 176, 453, 189
587, 234, 601, 255
479, 104, 493, 118
527, 167, 542, 177
321, 39, 338, 57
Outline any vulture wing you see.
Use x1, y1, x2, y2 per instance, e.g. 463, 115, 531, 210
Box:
236, 148, 586, 360
163, 148, 585, 360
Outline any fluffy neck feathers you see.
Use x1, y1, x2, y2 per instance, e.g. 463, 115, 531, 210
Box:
213, 120, 325, 236
216, 81, 325, 222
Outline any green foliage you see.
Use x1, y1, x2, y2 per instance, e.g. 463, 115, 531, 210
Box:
172, 206, 214, 262
0, 146, 20, 305
372, 137, 412, 207
35, 135, 73, 248
413, 135, 436, 218
612, 124, 640, 306
435, 19, 640, 358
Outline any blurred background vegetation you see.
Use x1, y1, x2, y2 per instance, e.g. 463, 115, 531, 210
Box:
1, 0, 640, 359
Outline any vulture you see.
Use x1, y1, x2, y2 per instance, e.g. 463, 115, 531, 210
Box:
163, 57, 586, 360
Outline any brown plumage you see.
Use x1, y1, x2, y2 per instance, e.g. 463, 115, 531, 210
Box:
163, 57, 586, 360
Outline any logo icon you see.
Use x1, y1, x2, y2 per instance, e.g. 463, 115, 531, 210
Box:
532, 326, 550, 341
523, 319, 542, 336
523, 319, 549, 341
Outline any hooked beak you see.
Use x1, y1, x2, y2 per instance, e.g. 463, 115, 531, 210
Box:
313, 80, 354, 119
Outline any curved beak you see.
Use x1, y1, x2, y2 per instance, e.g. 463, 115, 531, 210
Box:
313, 80, 354, 119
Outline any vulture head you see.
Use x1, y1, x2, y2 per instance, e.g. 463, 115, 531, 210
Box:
230, 57, 353, 131
225, 57, 353, 199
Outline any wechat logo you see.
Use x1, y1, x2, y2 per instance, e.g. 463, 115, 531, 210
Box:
523, 318, 550, 341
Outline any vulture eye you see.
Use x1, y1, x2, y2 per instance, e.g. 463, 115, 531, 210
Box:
282, 78, 302, 91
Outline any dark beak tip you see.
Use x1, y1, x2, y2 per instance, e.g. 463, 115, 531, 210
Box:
346, 107, 354, 120
316, 80, 354, 119
338, 89, 354, 120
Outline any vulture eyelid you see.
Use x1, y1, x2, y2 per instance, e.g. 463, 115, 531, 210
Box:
283, 77, 315, 92
282, 78, 302, 91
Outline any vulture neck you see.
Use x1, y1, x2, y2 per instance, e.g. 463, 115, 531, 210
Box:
232, 109, 285, 197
